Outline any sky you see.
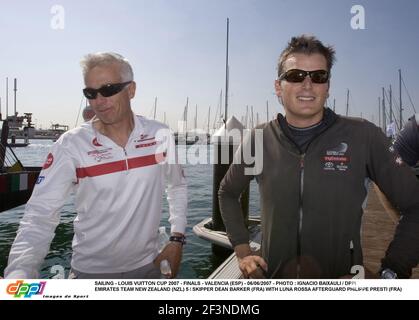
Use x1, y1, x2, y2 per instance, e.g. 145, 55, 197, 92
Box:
0, 0, 418, 131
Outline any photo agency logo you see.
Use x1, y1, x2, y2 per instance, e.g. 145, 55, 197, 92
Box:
6, 280, 46, 298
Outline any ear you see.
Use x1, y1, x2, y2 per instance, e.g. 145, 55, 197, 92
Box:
274, 79, 282, 98
128, 81, 136, 99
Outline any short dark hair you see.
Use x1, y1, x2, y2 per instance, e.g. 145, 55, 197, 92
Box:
277, 35, 336, 77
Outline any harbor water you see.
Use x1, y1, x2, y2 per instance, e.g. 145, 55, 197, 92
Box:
0, 140, 260, 279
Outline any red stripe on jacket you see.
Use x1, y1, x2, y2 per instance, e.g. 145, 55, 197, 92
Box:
76, 153, 165, 178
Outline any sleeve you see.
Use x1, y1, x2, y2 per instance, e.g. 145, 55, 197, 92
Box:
218, 129, 260, 247
394, 117, 419, 166
162, 128, 187, 235
4, 137, 76, 278
366, 122, 419, 278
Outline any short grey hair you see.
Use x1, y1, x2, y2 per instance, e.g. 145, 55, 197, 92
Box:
80, 52, 134, 82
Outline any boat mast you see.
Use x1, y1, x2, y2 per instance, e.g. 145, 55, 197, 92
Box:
6, 77, 8, 118
224, 18, 229, 124
345, 89, 349, 116
245, 105, 249, 128
14, 78, 17, 116
382, 87, 386, 131
184, 97, 189, 134
194, 104, 198, 130
399, 69, 403, 129
207, 106, 210, 134
153, 97, 157, 120
389, 85, 393, 124
378, 97, 381, 129
213, 90, 222, 130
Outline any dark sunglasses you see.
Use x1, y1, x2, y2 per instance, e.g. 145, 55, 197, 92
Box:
278, 69, 329, 84
83, 81, 132, 99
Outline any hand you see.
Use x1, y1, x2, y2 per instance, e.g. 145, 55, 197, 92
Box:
154, 242, 183, 278
234, 243, 268, 278
238, 255, 268, 279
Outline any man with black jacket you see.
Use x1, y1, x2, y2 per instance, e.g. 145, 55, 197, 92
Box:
218, 35, 419, 279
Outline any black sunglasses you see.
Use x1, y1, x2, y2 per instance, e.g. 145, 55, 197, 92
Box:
83, 81, 132, 99
278, 69, 329, 84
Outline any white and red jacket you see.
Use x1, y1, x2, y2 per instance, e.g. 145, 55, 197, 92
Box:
5, 115, 187, 278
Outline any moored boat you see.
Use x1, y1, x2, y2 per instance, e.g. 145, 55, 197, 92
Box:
1, 120, 41, 212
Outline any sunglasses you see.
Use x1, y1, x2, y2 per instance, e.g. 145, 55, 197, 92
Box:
278, 69, 329, 84
83, 81, 132, 99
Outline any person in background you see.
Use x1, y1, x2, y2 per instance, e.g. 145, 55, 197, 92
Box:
82, 105, 96, 122
375, 114, 419, 222
219, 35, 419, 279
4, 52, 187, 279
394, 114, 419, 168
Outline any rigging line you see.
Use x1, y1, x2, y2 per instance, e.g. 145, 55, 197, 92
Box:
401, 76, 417, 114
386, 89, 402, 125
74, 96, 85, 128
383, 89, 401, 131
348, 91, 358, 116
382, 94, 392, 127
383, 88, 391, 105
383, 89, 401, 127
4, 152, 15, 166
4, 146, 20, 166
0, 145, 14, 167
393, 112, 401, 131
213, 90, 222, 130
390, 91, 406, 127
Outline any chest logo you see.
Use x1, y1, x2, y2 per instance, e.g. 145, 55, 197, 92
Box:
92, 137, 103, 147
87, 148, 114, 162
323, 142, 349, 171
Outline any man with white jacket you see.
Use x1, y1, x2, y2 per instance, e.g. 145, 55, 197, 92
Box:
5, 52, 187, 279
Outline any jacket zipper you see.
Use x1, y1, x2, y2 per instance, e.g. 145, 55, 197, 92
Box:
277, 113, 337, 278
297, 153, 305, 278
123, 148, 129, 172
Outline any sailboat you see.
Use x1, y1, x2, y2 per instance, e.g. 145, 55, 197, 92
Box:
0, 119, 41, 212
175, 97, 199, 145
191, 18, 261, 278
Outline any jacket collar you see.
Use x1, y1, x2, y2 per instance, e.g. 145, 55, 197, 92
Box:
90, 112, 144, 147
276, 108, 338, 153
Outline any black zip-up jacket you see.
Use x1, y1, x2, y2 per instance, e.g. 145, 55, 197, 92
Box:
219, 108, 419, 278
